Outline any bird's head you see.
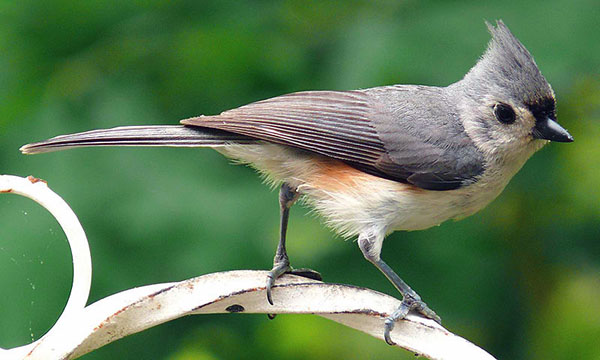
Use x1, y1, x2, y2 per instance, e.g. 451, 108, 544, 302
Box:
455, 20, 572, 164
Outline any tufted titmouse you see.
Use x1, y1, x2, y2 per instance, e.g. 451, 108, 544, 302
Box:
21, 21, 573, 344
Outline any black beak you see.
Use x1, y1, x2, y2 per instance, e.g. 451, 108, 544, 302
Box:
532, 117, 574, 142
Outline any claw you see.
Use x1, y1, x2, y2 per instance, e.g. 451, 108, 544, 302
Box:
266, 273, 276, 305
383, 296, 441, 346
415, 301, 442, 324
266, 261, 292, 305
384, 317, 397, 345
288, 268, 322, 281
266, 265, 322, 305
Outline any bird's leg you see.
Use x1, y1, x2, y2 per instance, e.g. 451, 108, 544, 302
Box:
266, 183, 321, 305
266, 183, 297, 304
358, 231, 441, 345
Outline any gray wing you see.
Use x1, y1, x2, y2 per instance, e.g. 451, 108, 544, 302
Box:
181, 89, 484, 190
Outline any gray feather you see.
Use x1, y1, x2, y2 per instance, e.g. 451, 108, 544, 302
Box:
182, 89, 485, 190
20, 125, 255, 154
182, 91, 385, 164
365, 86, 485, 190
462, 20, 554, 104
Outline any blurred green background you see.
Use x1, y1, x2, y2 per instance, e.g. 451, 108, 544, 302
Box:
1, 0, 599, 359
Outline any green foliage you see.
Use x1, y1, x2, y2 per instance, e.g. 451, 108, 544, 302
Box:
1, 1, 599, 359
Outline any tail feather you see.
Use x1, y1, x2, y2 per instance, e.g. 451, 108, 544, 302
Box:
20, 125, 255, 154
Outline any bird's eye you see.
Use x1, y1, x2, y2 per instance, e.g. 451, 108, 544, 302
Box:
493, 103, 516, 124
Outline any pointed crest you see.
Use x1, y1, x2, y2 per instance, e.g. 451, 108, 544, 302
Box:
464, 20, 554, 104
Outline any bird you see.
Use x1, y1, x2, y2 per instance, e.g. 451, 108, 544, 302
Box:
20, 20, 573, 345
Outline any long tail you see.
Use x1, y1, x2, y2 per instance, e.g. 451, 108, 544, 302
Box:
20, 125, 256, 154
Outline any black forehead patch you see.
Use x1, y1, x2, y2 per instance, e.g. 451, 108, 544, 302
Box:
527, 97, 556, 122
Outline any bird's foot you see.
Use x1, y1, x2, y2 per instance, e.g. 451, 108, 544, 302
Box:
266, 263, 322, 305
384, 295, 441, 346
266, 260, 291, 305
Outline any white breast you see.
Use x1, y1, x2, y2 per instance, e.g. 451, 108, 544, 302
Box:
217, 142, 535, 238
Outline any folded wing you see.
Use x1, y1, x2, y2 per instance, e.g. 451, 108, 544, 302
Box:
181, 90, 484, 190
